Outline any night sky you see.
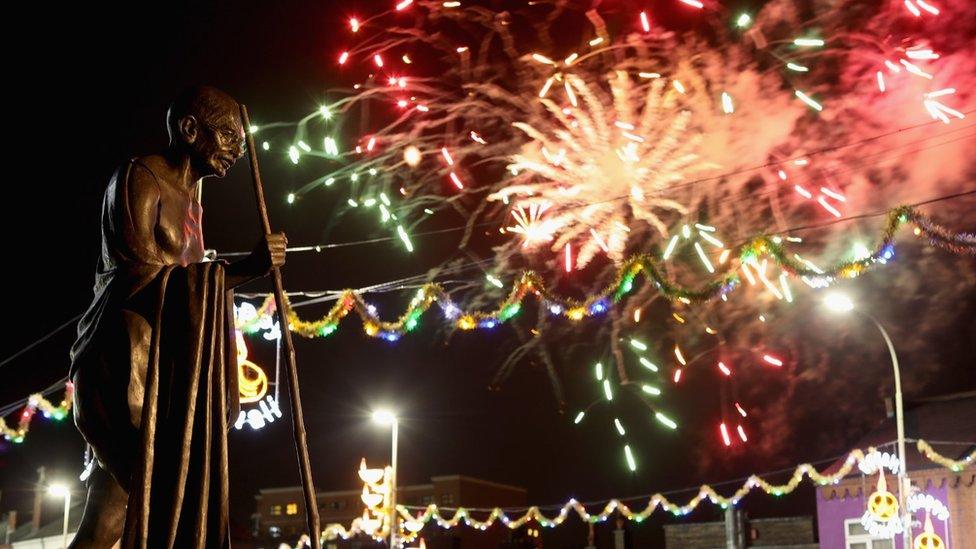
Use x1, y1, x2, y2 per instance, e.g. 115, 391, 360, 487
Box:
2, 1, 975, 545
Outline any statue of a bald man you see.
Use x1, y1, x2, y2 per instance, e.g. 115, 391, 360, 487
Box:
70, 86, 286, 548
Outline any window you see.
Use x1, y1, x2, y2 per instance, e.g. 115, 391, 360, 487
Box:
440, 493, 455, 506
844, 519, 894, 549
325, 500, 347, 510
268, 526, 281, 538
270, 505, 282, 516
286, 503, 299, 515
420, 495, 434, 506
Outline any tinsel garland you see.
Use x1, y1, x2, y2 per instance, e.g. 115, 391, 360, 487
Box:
317, 440, 975, 543
0, 382, 74, 443
237, 206, 974, 341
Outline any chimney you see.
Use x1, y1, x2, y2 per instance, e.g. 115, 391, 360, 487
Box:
31, 466, 45, 532
884, 397, 894, 419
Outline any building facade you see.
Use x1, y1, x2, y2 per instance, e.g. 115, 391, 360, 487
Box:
254, 474, 528, 548
663, 514, 818, 548
814, 392, 976, 549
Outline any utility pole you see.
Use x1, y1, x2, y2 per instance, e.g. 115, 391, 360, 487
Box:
725, 507, 745, 549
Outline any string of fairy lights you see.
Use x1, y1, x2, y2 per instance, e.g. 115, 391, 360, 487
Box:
315, 441, 975, 545
235, 204, 975, 342
1, 198, 973, 447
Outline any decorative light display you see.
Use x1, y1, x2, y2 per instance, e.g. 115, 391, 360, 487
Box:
357, 458, 394, 541
918, 439, 975, 472
236, 206, 975, 342
861, 470, 904, 538
859, 449, 902, 475
236, 331, 269, 405
913, 513, 945, 549
907, 493, 950, 522
0, 383, 73, 444
313, 441, 973, 545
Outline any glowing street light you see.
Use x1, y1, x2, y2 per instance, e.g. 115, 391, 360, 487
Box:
823, 291, 855, 312
47, 483, 71, 549
823, 292, 910, 548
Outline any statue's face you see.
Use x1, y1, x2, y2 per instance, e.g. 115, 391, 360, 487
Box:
183, 106, 245, 178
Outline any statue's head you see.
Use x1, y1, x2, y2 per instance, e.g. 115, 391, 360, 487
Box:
166, 86, 245, 178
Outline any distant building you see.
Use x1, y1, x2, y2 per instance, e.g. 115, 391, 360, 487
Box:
663, 513, 818, 548
815, 391, 976, 548
254, 474, 528, 548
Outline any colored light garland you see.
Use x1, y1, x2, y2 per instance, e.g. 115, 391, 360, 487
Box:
316, 440, 975, 544
917, 439, 975, 472
0, 383, 74, 444
237, 206, 974, 342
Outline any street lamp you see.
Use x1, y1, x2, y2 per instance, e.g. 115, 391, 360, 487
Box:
47, 483, 71, 549
372, 409, 399, 549
823, 292, 910, 548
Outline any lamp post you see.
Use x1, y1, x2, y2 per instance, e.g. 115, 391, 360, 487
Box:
372, 410, 399, 548
823, 292, 910, 548
46, 483, 71, 549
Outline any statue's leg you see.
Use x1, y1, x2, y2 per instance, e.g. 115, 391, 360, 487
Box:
69, 464, 127, 548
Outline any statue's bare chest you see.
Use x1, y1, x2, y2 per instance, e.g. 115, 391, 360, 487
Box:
154, 184, 204, 265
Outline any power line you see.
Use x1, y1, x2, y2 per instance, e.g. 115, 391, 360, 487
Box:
222, 114, 975, 258
0, 314, 81, 369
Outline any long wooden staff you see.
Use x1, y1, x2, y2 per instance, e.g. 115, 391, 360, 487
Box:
239, 104, 321, 548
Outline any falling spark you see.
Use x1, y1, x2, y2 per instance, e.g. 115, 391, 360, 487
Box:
441, 147, 455, 166
762, 354, 783, 367
624, 445, 637, 471
397, 225, 414, 252
642, 384, 662, 395
717, 361, 732, 376
916, 0, 940, 14
786, 63, 810, 72
794, 90, 823, 111
614, 418, 626, 436
639, 358, 659, 372
679, 0, 704, 8
640, 12, 651, 32
793, 37, 825, 47
817, 196, 842, 217
737, 424, 748, 442
603, 380, 614, 401
674, 346, 687, 365
720, 423, 732, 446
655, 412, 678, 430
721, 92, 734, 114
694, 242, 715, 273
338, 51, 350, 65
734, 402, 748, 418
448, 172, 465, 189
663, 235, 680, 260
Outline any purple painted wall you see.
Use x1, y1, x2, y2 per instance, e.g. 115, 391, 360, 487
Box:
815, 484, 950, 547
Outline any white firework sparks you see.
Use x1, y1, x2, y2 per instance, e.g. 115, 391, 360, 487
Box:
489, 70, 712, 268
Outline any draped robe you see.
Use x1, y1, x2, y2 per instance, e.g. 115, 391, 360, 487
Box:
71, 158, 239, 548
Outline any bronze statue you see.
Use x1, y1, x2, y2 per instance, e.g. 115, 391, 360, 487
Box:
70, 86, 286, 548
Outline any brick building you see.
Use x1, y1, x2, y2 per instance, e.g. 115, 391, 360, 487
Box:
254, 474, 528, 548
815, 391, 975, 548
663, 514, 818, 548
